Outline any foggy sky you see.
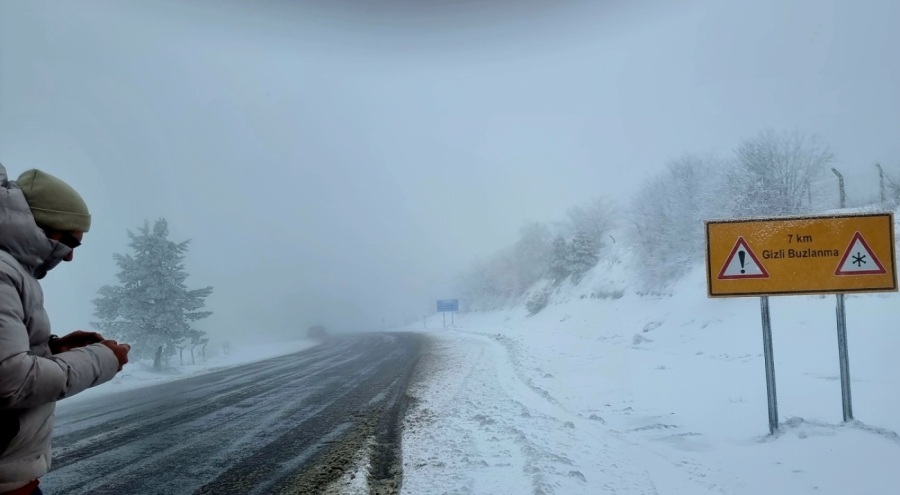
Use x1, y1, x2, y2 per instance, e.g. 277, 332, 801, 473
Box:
1, 1, 899, 343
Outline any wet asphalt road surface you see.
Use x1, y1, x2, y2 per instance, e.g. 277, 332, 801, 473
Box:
42, 333, 423, 495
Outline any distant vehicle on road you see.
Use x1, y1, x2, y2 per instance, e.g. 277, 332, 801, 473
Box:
307, 325, 327, 339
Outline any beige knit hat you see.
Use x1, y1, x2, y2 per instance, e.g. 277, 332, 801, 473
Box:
16, 169, 91, 233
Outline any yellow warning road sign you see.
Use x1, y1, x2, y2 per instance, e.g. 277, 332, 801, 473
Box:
706, 212, 897, 297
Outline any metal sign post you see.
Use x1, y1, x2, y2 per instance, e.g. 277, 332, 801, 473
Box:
437, 299, 459, 330
760, 296, 779, 434
835, 294, 853, 421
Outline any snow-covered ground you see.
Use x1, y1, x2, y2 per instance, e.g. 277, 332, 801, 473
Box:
63, 339, 321, 405
401, 263, 900, 494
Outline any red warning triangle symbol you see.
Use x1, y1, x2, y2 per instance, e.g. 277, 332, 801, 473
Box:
718, 237, 770, 280
835, 232, 886, 276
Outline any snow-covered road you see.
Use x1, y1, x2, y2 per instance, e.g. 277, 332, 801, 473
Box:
43, 333, 422, 495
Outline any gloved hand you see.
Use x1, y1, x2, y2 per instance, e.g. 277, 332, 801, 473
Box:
49, 330, 104, 354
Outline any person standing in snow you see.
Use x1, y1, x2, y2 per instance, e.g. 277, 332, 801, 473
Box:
0, 166, 131, 495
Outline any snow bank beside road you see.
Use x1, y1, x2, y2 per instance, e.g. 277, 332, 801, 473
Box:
402, 265, 900, 494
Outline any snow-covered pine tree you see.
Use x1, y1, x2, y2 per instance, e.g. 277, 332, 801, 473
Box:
566, 231, 600, 282
93, 219, 213, 365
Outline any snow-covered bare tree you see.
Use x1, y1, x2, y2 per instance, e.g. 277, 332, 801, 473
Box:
549, 236, 570, 282
566, 197, 616, 250
509, 221, 553, 291
726, 130, 833, 217
456, 255, 512, 310
456, 221, 556, 308
93, 219, 213, 364
630, 154, 721, 289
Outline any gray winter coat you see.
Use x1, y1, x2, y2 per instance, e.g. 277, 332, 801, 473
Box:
0, 164, 119, 492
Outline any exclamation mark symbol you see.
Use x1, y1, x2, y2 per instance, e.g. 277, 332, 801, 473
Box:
739, 251, 746, 274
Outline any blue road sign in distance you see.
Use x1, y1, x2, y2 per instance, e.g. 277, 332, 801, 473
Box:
437, 299, 459, 312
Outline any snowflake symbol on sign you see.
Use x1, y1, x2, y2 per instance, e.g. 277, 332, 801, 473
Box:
852, 253, 867, 267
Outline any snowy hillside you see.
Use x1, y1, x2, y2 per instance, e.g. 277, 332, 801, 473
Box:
401, 220, 900, 494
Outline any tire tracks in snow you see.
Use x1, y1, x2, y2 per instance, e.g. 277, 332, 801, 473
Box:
402, 332, 659, 494
472, 328, 736, 494
403, 330, 724, 494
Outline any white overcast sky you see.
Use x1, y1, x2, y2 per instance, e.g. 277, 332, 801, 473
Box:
1, 0, 898, 341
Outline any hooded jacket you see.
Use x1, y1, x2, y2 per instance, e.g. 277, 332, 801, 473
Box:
0, 164, 119, 492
